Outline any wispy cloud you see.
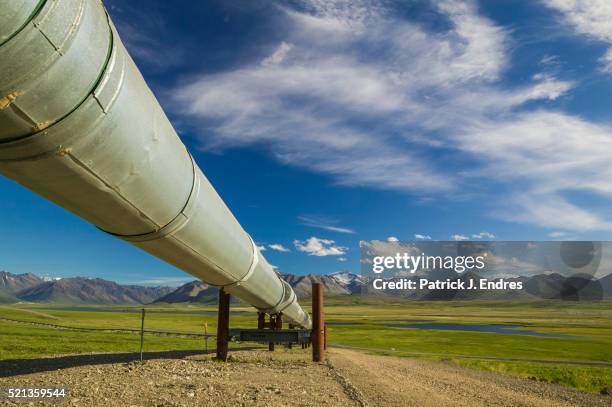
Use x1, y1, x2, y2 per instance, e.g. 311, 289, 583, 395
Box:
298, 215, 355, 234
472, 231, 495, 239
414, 234, 432, 240
294, 237, 347, 256
170, 0, 612, 232
451, 234, 469, 241
107, 1, 184, 70
548, 231, 567, 238
268, 243, 290, 252
542, 0, 612, 73
386, 236, 399, 242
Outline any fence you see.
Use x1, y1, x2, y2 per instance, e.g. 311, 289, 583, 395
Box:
0, 316, 215, 338
1, 310, 217, 362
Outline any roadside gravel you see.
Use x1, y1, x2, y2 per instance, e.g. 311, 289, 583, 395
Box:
1, 348, 609, 406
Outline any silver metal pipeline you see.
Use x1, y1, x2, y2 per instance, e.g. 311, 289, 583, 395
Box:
0, 0, 311, 329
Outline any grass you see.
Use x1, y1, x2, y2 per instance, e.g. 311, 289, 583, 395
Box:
321, 298, 612, 393
1, 299, 610, 393
0, 304, 258, 360
0, 320, 206, 359
449, 359, 612, 393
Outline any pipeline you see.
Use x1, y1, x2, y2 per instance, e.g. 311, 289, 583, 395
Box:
0, 0, 311, 329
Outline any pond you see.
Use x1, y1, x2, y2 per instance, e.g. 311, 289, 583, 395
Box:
384, 322, 578, 338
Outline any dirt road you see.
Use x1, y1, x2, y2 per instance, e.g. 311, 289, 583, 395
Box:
329, 348, 610, 406
0, 348, 609, 406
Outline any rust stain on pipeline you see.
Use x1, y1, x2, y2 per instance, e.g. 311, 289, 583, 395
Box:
57, 148, 72, 157
0, 92, 22, 110
32, 121, 52, 131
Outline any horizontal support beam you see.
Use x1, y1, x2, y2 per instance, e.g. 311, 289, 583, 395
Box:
229, 328, 311, 344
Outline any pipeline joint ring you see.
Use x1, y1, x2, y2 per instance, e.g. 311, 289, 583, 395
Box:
222, 235, 259, 288
99, 151, 199, 242
258, 279, 296, 314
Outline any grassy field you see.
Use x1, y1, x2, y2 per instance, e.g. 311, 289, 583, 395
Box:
1, 299, 610, 393
322, 298, 612, 393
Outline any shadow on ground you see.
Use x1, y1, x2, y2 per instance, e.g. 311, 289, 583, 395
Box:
0, 347, 261, 377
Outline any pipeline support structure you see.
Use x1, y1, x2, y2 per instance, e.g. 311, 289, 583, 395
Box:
220, 281, 324, 361
0, 0, 311, 331
312, 283, 325, 362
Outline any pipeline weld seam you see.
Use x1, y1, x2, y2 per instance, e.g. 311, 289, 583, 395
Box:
0, 0, 48, 48
64, 150, 160, 229
104, 150, 198, 241
222, 235, 259, 288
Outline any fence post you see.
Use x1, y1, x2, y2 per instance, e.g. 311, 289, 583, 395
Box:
204, 322, 208, 354
324, 324, 327, 350
139, 308, 145, 362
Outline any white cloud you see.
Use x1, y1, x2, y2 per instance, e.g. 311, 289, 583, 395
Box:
542, 0, 612, 42
261, 41, 293, 66
543, 0, 612, 73
414, 234, 432, 240
294, 237, 347, 256
386, 236, 399, 242
170, 0, 611, 232
500, 193, 612, 231
451, 234, 469, 241
459, 112, 612, 231
548, 231, 580, 241
268, 243, 290, 252
256, 244, 267, 252
600, 48, 612, 73
472, 231, 495, 239
338, 257, 347, 262
298, 215, 355, 234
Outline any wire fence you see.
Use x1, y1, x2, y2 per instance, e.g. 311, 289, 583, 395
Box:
0, 316, 216, 338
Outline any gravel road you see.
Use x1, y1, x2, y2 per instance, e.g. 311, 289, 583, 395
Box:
0, 348, 609, 406
330, 348, 611, 407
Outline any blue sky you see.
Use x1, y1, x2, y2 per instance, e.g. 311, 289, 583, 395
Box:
1, 0, 612, 286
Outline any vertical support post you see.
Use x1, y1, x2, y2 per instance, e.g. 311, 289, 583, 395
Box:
312, 282, 324, 362
268, 314, 276, 352
288, 323, 294, 349
139, 308, 145, 362
216, 288, 231, 361
275, 313, 283, 330
324, 324, 327, 350
257, 312, 265, 329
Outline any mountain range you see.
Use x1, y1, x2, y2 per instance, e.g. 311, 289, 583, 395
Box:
0, 271, 172, 305
152, 280, 231, 304
153, 272, 362, 304
1, 269, 610, 304
0, 270, 365, 304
